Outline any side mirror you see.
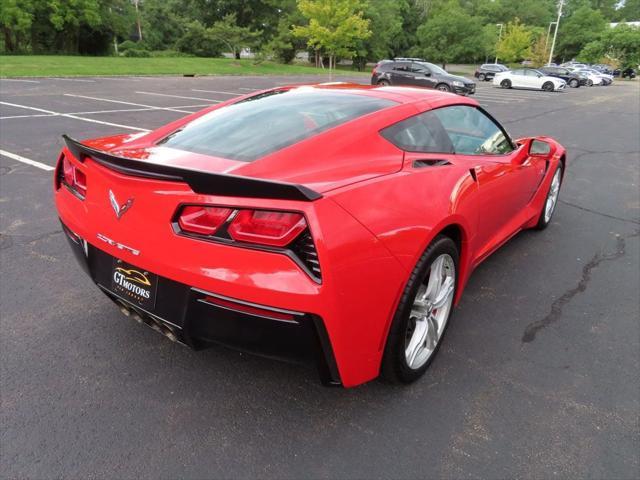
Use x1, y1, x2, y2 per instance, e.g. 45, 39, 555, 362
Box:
529, 139, 551, 156
537, 74, 543, 78
424, 71, 431, 77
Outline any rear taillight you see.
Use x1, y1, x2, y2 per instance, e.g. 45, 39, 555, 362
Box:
178, 206, 233, 235
59, 155, 87, 198
227, 210, 307, 247
174, 205, 320, 280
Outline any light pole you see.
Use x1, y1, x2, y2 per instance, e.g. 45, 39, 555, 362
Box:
494, 23, 504, 64
545, 21, 557, 48
548, 0, 564, 65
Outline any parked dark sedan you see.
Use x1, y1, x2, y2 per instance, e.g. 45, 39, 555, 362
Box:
474, 63, 509, 81
371, 59, 476, 95
538, 66, 586, 88
613, 67, 637, 78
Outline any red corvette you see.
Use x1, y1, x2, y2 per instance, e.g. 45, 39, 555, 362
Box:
54, 83, 565, 387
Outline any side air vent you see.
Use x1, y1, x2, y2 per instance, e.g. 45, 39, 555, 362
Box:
412, 159, 452, 168
290, 230, 322, 282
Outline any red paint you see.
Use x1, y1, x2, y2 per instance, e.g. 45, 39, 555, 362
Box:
54, 83, 565, 387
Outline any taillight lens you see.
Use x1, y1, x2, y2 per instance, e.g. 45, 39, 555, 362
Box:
228, 210, 307, 247
178, 206, 233, 235
60, 155, 87, 198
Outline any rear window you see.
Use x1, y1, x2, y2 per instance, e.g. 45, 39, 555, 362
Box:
159, 89, 395, 161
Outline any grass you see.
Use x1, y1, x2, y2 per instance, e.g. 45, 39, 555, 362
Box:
0, 55, 369, 78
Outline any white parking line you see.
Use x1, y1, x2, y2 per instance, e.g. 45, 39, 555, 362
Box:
0, 101, 150, 132
135, 91, 222, 102
238, 87, 260, 91
0, 149, 54, 171
0, 78, 40, 83
63, 94, 196, 114
192, 89, 241, 96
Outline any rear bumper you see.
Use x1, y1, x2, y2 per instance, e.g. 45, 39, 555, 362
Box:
61, 220, 342, 386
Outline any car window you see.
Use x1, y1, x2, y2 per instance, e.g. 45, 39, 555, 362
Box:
410, 63, 429, 74
160, 90, 396, 161
392, 62, 410, 72
511, 69, 525, 75
525, 70, 540, 76
432, 105, 514, 155
381, 110, 454, 154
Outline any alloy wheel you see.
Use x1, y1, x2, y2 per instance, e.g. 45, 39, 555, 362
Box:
404, 254, 455, 370
544, 167, 562, 223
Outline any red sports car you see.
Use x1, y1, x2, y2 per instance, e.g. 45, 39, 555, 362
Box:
54, 84, 565, 387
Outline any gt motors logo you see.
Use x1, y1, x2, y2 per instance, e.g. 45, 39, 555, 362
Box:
113, 267, 151, 299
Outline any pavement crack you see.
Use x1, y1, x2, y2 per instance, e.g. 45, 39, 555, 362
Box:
0, 229, 62, 250
559, 200, 640, 225
522, 230, 638, 343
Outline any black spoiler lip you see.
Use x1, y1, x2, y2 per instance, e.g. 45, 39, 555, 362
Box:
62, 135, 322, 202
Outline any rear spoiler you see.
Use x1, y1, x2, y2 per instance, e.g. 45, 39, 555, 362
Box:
62, 135, 322, 202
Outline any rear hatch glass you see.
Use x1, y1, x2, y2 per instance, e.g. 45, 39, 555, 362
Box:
158, 89, 395, 162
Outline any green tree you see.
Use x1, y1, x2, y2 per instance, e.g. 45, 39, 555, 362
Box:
613, 0, 640, 21
208, 13, 262, 59
495, 20, 532, 63
175, 21, 224, 57
413, 4, 486, 68
293, 0, 371, 74
556, 6, 607, 60
139, 0, 186, 51
530, 33, 550, 66
578, 24, 640, 68
0, 0, 33, 52
353, 0, 405, 70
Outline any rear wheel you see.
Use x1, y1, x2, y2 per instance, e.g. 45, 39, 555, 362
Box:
536, 164, 563, 230
381, 235, 458, 383
587, 79, 594, 86
542, 81, 554, 92
569, 78, 579, 88
377, 79, 390, 86
436, 83, 451, 92
478, 73, 486, 81
500, 79, 512, 89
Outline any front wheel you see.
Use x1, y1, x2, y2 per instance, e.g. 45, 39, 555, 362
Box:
478, 73, 486, 81
569, 78, 579, 88
500, 79, 512, 89
587, 79, 594, 86
381, 235, 458, 383
536, 164, 563, 230
436, 83, 451, 92
377, 79, 390, 86
542, 81, 554, 92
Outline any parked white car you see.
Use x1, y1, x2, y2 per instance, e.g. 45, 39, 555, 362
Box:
493, 68, 566, 92
568, 68, 604, 86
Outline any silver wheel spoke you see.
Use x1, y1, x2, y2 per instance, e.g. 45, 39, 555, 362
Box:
405, 320, 428, 368
425, 256, 444, 301
404, 253, 456, 370
432, 277, 454, 309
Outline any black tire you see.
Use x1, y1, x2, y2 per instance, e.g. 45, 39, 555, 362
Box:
500, 79, 511, 89
542, 81, 554, 92
587, 79, 594, 86
478, 73, 486, 81
381, 235, 459, 384
535, 164, 563, 230
377, 79, 390, 86
435, 83, 451, 92
569, 78, 579, 88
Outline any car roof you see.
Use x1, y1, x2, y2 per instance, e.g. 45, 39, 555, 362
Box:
261, 82, 478, 107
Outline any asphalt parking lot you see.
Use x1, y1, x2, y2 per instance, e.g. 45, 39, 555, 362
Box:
1, 74, 639, 479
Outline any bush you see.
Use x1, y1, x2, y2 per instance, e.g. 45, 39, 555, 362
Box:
123, 48, 151, 57
149, 50, 194, 58
118, 40, 143, 53
175, 21, 224, 57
